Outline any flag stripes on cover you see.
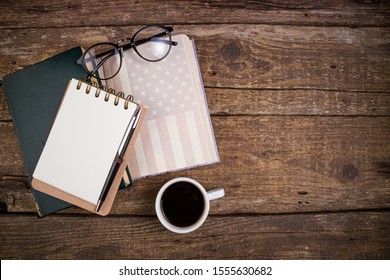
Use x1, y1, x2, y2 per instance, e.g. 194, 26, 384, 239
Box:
129, 109, 210, 178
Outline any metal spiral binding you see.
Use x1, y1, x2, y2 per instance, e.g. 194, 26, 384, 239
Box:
114, 92, 125, 106
76, 79, 135, 109
104, 88, 115, 102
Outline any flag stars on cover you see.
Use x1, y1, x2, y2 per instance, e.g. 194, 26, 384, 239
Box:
122, 40, 197, 120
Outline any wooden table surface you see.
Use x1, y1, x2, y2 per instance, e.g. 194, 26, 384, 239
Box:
0, 1, 389, 259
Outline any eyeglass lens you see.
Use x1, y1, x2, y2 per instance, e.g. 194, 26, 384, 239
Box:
83, 43, 121, 80
133, 26, 172, 61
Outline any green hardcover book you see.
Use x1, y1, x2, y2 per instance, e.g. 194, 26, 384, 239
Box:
1, 47, 133, 216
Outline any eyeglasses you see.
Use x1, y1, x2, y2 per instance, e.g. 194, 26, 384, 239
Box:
78, 25, 177, 80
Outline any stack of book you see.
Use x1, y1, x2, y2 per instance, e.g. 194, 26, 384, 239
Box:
1, 47, 138, 216
1, 34, 219, 216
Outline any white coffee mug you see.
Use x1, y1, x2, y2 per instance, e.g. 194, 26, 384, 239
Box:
155, 177, 225, 234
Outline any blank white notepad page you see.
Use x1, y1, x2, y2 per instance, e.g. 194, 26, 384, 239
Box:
33, 79, 137, 205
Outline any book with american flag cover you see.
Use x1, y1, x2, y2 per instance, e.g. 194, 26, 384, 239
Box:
104, 34, 219, 179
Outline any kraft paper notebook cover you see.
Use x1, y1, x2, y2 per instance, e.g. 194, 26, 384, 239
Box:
32, 79, 147, 215
104, 34, 219, 179
0, 47, 134, 216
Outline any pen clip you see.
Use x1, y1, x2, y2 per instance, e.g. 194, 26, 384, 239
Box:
117, 106, 142, 157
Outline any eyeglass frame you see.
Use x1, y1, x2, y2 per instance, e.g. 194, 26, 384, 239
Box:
78, 25, 178, 80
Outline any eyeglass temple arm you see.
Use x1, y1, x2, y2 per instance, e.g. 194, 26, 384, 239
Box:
90, 52, 116, 76
91, 35, 177, 60
78, 27, 178, 63
122, 32, 178, 51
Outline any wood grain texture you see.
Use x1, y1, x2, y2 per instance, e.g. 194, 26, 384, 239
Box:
3, 89, 390, 121
0, 212, 388, 259
0, 122, 25, 176
1, 116, 389, 215
1, 0, 389, 260
206, 89, 390, 116
1, 25, 389, 92
0, 0, 389, 28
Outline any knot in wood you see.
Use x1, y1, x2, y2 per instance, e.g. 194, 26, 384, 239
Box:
222, 42, 241, 61
342, 164, 358, 181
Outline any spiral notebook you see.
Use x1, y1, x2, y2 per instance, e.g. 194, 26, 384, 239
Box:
32, 78, 146, 215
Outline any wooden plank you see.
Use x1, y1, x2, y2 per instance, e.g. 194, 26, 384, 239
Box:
1, 116, 389, 215
205, 89, 390, 116
0, 122, 25, 176
1, 25, 389, 92
0, 92, 11, 121
0, 0, 389, 28
0, 212, 388, 259
3, 89, 390, 121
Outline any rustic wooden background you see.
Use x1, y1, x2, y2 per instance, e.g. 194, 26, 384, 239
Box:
0, 0, 389, 259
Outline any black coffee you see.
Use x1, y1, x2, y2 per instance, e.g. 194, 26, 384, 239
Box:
161, 182, 205, 227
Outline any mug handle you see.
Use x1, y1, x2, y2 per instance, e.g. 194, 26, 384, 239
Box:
207, 188, 225, 201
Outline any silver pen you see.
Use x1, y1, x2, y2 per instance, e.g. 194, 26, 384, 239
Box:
96, 107, 142, 212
